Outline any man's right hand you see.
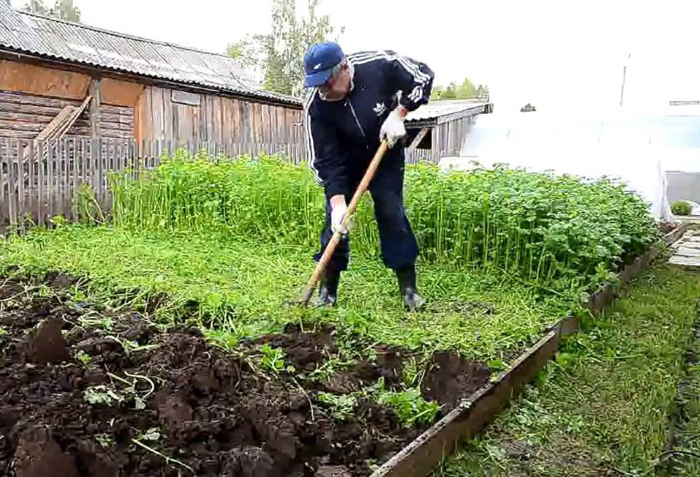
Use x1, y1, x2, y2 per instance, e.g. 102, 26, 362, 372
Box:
330, 195, 349, 234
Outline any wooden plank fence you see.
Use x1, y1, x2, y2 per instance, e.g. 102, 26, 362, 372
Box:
0, 136, 308, 229
0, 135, 441, 229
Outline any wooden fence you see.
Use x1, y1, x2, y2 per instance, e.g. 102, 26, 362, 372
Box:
0, 135, 440, 229
0, 136, 308, 228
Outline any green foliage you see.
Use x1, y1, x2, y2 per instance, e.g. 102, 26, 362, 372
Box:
0, 326, 7, 337
75, 350, 92, 365
109, 151, 323, 248
317, 392, 357, 421
136, 428, 162, 442
95, 433, 114, 448
79, 314, 114, 331
110, 151, 659, 293
84, 385, 123, 407
0, 225, 563, 361
438, 87, 457, 100
672, 200, 693, 216
227, 0, 341, 97
431, 78, 489, 101
259, 343, 294, 374
22, 0, 81, 22
377, 387, 440, 427
74, 183, 105, 224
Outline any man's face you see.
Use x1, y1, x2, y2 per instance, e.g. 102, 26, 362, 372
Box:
319, 63, 351, 101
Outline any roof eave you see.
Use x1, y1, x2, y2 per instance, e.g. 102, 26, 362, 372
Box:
405, 103, 492, 127
0, 46, 303, 109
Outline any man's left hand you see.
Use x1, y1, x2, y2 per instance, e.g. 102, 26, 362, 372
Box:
380, 107, 407, 148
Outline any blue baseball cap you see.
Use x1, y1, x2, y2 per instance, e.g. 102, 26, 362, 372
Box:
304, 42, 345, 88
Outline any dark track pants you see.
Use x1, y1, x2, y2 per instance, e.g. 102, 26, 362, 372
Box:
314, 162, 419, 271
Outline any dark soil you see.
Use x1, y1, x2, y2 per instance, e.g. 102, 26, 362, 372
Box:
0, 274, 490, 476
421, 351, 492, 412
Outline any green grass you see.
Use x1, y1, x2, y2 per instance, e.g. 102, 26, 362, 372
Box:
0, 224, 566, 362
672, 302, 700, 476
436, 264, 700, 476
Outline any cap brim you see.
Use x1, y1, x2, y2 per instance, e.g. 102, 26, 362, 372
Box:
304, 69, 333, 88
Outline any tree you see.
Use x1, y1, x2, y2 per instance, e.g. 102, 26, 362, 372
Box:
440, 87, 457, 100
227, 0, 341, 97
22, 0, 50, 15
431, 77, 489, 101
22, 0, 81, 22
430, 85, 444, 100
458, 77, 476, 99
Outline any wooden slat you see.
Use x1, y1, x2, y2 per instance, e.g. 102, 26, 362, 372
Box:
26, 140, 35, 224
63, 139, 70, 219
0, 138, 6, 224
8, 140, 16, 226
35, 106, 76, 142
90, 79, 102, 140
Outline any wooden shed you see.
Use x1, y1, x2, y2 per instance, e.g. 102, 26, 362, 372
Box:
0, 3, 303, 150
405, 100, 493, 162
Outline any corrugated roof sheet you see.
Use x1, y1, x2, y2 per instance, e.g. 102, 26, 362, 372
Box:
0, 5, 301, 106
407, 100, 491, 124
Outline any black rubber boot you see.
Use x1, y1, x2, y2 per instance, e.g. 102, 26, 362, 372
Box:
313, 266, 340, 307
396, 265, 425, 311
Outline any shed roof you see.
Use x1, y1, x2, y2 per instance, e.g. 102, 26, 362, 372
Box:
0, 4, 301, 106
406, 100, 492, 127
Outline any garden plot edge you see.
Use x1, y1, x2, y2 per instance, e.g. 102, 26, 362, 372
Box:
370, 223, 690, 477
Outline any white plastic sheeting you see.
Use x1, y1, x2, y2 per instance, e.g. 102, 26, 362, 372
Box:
439, 111, 700, 221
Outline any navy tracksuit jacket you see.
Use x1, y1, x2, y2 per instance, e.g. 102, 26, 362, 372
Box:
304, 50, 434, 271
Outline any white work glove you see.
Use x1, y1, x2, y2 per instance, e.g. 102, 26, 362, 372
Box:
380, 108, 406, 148
330, 196, 349, 234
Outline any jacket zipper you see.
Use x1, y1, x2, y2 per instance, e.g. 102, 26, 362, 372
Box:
347, 99, 366, 139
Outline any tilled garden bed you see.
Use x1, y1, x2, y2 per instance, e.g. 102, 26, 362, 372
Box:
0, 274, 490, 477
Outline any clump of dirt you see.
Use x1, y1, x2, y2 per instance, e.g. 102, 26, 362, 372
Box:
25, 318, 70, 364
14, 426, 79, 477
0, 275, 492, 476
421, 351, 491, 412
255, 323, 337, 372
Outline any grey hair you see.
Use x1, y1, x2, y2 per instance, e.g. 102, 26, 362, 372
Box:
329, 60, 345, 79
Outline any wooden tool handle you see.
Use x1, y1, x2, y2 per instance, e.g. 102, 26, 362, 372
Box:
299, 141, 390, 306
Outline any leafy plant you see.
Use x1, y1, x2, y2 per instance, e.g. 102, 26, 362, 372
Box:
259, 344, 294, 374
79, 314, 114, 331
136, 428, 162, 442
672, 200, 693, 216
84, 385, 123, 407
317, 392, 357, 421
109, 152, 659, 293
95, 433, 113, 448
0, 327, 7, 337
377, 387, 440, 427
487, 359, 508, 372
75, 350, 92, 365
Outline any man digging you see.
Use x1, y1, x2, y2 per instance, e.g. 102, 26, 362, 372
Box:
303, 42, 434, 311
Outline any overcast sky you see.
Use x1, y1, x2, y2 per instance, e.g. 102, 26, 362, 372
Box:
11, 0, 700, 113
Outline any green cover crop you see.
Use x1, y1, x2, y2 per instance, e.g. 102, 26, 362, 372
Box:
110, 150, 659, 291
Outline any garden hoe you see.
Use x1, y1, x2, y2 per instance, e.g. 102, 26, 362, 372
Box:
296, 140, 390, 308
